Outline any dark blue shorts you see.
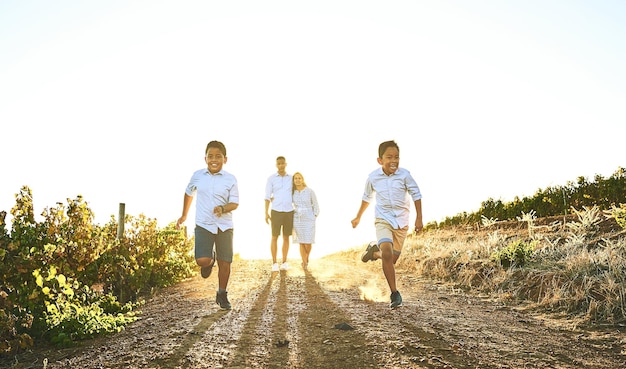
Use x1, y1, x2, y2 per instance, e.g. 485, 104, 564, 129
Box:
194, 226, 233, 263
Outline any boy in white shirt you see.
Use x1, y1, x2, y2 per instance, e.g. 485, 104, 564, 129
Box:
351, 140, 423, 308
177, 140, 239, 310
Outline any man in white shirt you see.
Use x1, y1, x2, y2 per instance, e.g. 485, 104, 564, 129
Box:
264, 156, 294, 272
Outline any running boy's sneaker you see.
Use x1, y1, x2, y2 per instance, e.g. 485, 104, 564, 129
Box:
200, 265, 213, 279
280, 262, 290, 271
361, 241, 380, 262
216, 291, 232, 310
272, 263, 280, 272
390, 290, 403, 308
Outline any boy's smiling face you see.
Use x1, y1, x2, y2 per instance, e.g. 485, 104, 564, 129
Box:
378, 146, 399, 176
205, 147, 226, 174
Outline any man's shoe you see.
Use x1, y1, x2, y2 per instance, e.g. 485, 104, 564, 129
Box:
216, 291, 232, 310
200, 254, 216, 279
390, 290, 403, 308
361, 241, 379, 262
272, 263, 280, 272
280, 262, 290, 271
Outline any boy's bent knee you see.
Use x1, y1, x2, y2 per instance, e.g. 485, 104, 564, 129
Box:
196, 256, 214, 267
380, 243, 393, 258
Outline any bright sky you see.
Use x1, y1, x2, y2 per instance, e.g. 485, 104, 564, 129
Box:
1, 1, 625, 260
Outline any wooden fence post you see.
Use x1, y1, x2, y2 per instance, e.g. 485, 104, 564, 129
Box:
117, 203, 125, 240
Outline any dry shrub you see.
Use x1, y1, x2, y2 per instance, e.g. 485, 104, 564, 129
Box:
417, 256, 456, 280
501, 270, 563, 303
456, 260, 501, 290
404, 214, 626, 324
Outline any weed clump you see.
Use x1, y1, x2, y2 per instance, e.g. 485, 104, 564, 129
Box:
490, 240, 536, 268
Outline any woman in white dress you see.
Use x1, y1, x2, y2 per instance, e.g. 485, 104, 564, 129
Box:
292, 172, 320, 269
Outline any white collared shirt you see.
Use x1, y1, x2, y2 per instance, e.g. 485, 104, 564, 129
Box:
361, 167, 422, 229
185, 168, 239, 233
265, 172, 293, 212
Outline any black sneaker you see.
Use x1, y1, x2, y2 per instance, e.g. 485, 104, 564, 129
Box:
201, 252, 216, 279
361, 241, 379, 262
390, 290, 403, 308
216, 291, 232, 310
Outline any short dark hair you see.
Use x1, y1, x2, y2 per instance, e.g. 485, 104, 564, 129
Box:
206, 140, 227, 156
378, 140, 399, 158
276, 156, 286, 161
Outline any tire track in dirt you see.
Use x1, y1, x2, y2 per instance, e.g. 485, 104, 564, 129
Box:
224, 272, 280, 368
178, 264, 280, 368
154, 305, 233, 368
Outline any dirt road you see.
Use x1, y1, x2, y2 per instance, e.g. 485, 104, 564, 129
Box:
3, 250, 626, 369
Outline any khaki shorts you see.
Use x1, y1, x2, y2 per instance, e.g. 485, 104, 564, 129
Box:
375, 219, 408, 256
271, 210, 294, 237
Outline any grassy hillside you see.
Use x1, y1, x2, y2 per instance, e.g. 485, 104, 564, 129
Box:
351, 206, 626, 327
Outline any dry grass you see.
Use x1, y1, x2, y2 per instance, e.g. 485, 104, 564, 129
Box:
397, 206, 626, 326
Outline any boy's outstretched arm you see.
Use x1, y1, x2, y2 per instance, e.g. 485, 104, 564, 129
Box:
351, 200, 370, 228
414, 199, 423, 233
176, 193, 194, 229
